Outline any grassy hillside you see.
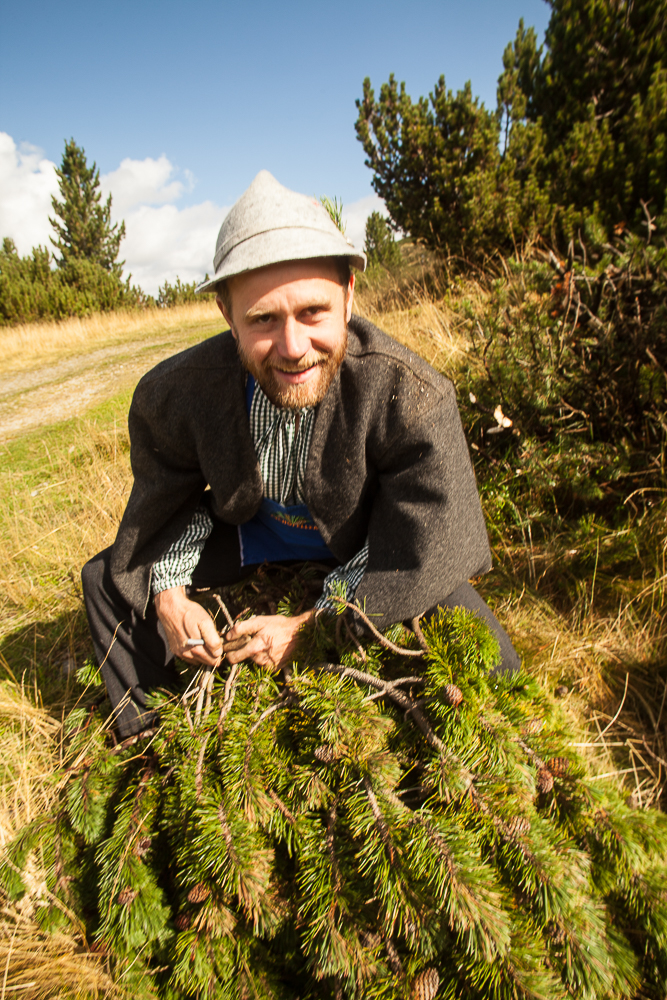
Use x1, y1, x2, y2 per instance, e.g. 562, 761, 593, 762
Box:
0, 284, 664, 994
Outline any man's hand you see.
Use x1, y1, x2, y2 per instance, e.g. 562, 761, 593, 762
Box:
154, 586, 223, 668
225, 611, 313, 670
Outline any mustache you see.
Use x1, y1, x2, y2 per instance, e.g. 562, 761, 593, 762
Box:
264, 353, 329, 374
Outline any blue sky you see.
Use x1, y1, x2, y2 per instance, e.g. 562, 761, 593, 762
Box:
0, 0, 551, 292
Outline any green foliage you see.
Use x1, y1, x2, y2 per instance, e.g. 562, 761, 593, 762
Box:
0, 236, 148, 325
4, 597, 667, 998
364, 212, 402, 272
320, 196, 346, 235
466, 231, 667, 446
157, 276, 215, 308
355, 0, 667, 257
528, 0, 667, 237
459, 224, 667, 532
50, 138, 126, 274
355, 75, 541, 261
0, 138, 153, 324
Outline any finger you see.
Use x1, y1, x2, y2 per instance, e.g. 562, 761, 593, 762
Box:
222, 634, 252, 654
178, 644, 221, 667
191, 613, 223, 657
191, 646, 222, 668
227, 615, 264, 640
225, 631, 267, 665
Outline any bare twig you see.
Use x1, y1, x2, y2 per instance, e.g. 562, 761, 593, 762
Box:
331, 597, 423, 657
362, 775, 395, 863
410, 615, 431, 653
344, 615, 368, 661
214, 594, 235, 629
317, 662, 453, 762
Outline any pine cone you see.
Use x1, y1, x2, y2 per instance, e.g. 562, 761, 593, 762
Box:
546, 756, 570, 778
442, 684, 463, 707
135, 836, 152, 857
174, 913, 191, 931
314, 744, 336, 764
506, 815, 530, 836
187, 882, 211, 904
522, 717, 544, 736
117, 887, 138, 906
549, 922, 567, 946
412, 968, 440, 1000
536, 767, 554, 794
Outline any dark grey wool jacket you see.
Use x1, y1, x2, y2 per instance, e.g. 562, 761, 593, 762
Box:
110, 315, 492, 625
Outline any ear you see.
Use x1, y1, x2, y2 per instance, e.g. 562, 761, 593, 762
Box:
344, 273, 355, 324
216, 295, 236, 339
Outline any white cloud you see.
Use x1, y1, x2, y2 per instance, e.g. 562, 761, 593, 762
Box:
0, 133, 385, 296
100, 155, 227, 294
0, 135, 226, 295
100, 155, 190, 217
118, 200, 226, 294
0, 133, 58, 255
342, 193, 387, 254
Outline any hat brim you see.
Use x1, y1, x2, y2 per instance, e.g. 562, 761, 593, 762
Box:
196, 227, 366, 294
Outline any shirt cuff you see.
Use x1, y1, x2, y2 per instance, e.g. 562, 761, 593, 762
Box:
314, 540, 369, 612
151, 506, 214, 595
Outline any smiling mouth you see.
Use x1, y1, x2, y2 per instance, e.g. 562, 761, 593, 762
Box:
272, 361, 323, 383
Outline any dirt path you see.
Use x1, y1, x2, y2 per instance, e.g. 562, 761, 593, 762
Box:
0, 337, 200, 441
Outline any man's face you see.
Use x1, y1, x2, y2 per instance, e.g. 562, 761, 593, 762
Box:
216, 258, 354, 409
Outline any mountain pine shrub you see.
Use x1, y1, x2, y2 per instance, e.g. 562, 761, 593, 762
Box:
356, 0, 667, 258
2, 569, 666, 999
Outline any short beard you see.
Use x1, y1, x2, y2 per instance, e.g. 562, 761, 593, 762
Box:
236, 327, 348, 409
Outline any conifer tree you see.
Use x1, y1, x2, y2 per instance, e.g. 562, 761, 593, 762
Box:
49, 138, 126, 275
356, 0, 667, 256
364, 212, 402, 271
3, 568, 667, 999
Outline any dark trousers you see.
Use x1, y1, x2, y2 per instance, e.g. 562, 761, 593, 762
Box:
81, 518, 520, 737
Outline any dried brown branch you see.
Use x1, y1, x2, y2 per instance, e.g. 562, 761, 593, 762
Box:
410, 615, 431, 653
330, 597, 424, 657
362, 774, 395, 864
214, 593, 235, 629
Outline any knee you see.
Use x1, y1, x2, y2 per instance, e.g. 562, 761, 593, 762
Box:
81, 547, 113, 601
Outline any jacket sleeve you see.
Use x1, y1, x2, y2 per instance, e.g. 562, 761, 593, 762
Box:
353, 379, 492, 627
110, 374, 209, 616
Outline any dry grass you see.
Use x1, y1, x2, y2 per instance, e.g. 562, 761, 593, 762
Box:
355, 275, 477, 382
0, 301, 221, 376
0, 909, 117, 1000
1, 417, 131, 642
0, 671, 116, 997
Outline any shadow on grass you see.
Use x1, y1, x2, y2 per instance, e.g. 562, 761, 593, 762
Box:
0, 603, 103, 720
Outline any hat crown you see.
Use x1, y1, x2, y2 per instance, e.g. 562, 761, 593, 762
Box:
214, 171, 345, 271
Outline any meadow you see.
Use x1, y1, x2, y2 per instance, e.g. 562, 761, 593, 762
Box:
0, 274, 665, 994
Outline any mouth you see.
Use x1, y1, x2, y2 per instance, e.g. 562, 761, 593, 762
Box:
272, 362, 322, 385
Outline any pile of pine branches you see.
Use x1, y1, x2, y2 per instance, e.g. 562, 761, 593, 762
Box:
2, 572, 667, 999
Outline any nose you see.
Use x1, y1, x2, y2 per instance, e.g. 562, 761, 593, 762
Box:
276, 316, 311, 360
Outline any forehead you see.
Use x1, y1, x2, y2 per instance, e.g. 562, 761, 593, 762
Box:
228, 258, 344, 309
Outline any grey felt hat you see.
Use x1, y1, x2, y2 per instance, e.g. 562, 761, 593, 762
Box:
196, 170, 366, 293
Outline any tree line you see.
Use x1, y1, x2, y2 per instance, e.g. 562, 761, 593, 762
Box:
0, 139, 209, 325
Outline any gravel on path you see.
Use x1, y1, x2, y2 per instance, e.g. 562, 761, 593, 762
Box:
0, 338, 197, 442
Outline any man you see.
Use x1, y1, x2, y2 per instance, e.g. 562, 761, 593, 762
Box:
82, 171, 519, 737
